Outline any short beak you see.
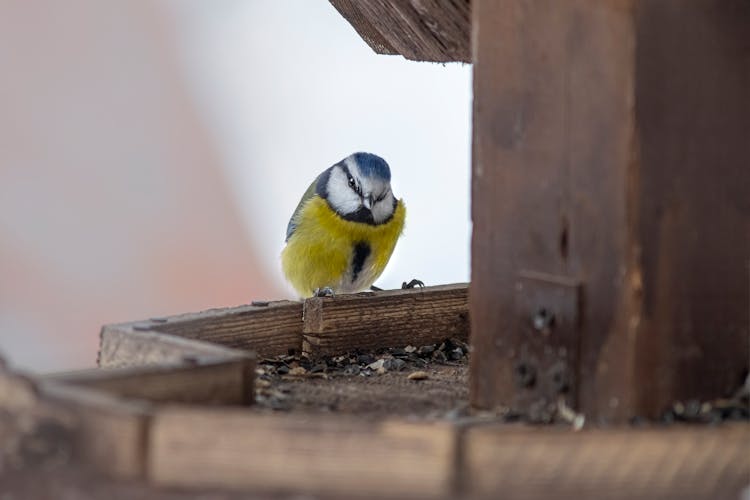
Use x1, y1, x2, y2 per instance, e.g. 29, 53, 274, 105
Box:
363, 196, 373, 210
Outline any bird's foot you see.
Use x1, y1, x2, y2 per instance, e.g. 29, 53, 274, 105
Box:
401, 279, 425, 290
312, 287, 335, 298
369, 285, 383, 292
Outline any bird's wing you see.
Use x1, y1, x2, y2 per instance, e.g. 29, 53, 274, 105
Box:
285, 177, 319, 242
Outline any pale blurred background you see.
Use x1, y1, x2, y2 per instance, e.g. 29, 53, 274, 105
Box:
0, 1, 471, 373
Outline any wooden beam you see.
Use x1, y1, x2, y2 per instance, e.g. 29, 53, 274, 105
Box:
463, 423, 750, 499
470, 0, 749, 420
302, 283, 469, 357
103, 300, 304, 359
149, 407, 457, 498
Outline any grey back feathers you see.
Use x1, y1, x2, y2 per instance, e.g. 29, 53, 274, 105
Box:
285, 177, 318, 242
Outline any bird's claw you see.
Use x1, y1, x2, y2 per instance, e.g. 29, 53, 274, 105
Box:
313, 287, 335, 298
401, 279, 425, 290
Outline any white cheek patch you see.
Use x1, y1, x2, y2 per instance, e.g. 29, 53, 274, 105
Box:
371, 192, 396, 224
327, 167, 362, 215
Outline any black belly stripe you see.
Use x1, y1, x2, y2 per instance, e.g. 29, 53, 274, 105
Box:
351, 242, 371, 283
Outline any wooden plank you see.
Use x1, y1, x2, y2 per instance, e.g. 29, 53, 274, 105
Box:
149, 408, 457, 498
0, 364, 150, 480
329, 0, 471, 62
98, 328, 250, 367
47, 356, 255, 406
470, 0, 749, 420
625, 0, 750, 418
302, 283, 469, 357
463, 423, 750, 500
40, 381, 151, 480
104, 300, 303, 358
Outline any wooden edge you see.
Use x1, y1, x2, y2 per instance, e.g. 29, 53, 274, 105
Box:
462, 423, 750, 499
99, 284, 468, 362
98, 327, 249, 367
330, 0, 470, 62
46, 355, 255, 406
101, 300, 304, 358
328, 0, 398, 55
302, 283, 469, 357
39, 381, 152, 479
148, 407, 458, 498
113, 299, 301, 331
314, 283, 469, 304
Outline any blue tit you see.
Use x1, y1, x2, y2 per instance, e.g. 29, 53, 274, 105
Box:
281, 152, 406, 297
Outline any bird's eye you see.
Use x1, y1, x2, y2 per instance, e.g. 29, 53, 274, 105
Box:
347, 176, 356, 189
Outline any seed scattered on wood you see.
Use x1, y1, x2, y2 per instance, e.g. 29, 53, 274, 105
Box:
358, 354, 376, 365
432, 351, 447, 363
408, 371, 429, 380
309, 363, 326, 374
418, 345, 435, 356
288, 366, 307, 376
367, 359, 385, 371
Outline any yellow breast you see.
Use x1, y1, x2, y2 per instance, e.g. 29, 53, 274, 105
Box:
281, 196, 406, 297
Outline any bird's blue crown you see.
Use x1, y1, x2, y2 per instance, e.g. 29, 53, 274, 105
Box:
351, 152, 391, 181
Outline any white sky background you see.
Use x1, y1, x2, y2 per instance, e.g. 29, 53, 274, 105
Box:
165, 1, 472, 297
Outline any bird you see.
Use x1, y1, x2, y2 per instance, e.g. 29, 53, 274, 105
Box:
281, 152, 410, 298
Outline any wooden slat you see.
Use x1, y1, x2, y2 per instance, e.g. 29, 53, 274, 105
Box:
47, 356, 254, 406
149, 407, 457, 498
463, 423, 750, 500
104, 300, 304, 358
302, 283, 469, 357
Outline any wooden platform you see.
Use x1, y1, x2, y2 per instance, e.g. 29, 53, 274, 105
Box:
2, 284, 747, 499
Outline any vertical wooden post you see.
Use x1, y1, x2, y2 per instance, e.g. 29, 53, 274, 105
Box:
470, 0, 749, 421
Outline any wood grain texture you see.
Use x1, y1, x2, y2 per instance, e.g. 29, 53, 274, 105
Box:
329, 0, 470, 62
98, 328, 248, 368
40, 382, 151, 479
1, 364, 151, 480
106, 300, 304, 358
463, 423, 750, 500
628, 0, 750, 418
149, 407, 457, 497
47, 356, 255, 406
327, 0, 398, 55
302, 283, 469, 357
470, 0, 749, 421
